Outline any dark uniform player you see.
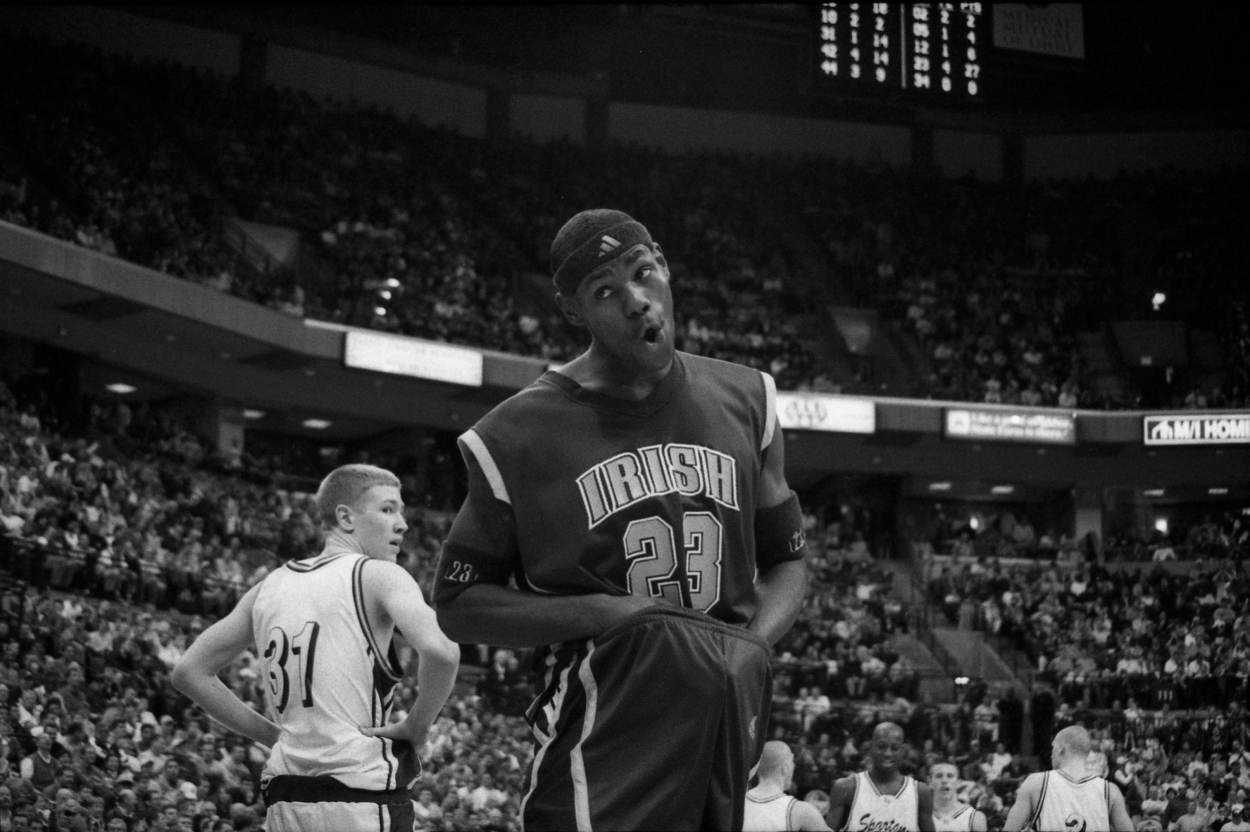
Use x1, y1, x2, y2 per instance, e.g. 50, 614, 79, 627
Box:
434, 209, 809, 830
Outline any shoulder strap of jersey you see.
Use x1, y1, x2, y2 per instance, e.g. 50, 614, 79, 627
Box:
1028, 772, 1049, 832
761, 371, 777, 451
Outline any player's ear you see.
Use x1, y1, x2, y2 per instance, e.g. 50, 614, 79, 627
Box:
335, 503, 354, 531
556, 292, 585, 328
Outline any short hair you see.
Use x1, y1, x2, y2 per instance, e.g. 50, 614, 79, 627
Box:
314, 464, 401, 529
930, 761, 960, 778
757, 741, 793, 780
1054, 725, 1093, 757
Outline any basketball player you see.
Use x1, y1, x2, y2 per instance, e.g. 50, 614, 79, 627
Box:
433, 209, 809, 829
1003, 725, 1134, 832
930, 762, 987, 832
173, 464, 460, 831
826, 722, 934, 831
745, 741, 833, 831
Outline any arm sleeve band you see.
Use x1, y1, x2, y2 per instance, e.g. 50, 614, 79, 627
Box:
754, 491, 807, 572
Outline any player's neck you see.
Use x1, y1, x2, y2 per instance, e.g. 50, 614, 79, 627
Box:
567, 345, 673, 401
868, 767, 903, 790
1056, 759, 1088, 779
324, 529, 364, 556
749, 779, 787, 799
933, 794, 960, 814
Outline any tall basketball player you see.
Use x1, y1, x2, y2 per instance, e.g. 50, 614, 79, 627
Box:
745, 741, 833, 831
1003, 725, 1134, 832
826, 722, 934, 831
173, 464, 460, 831
433, 208, 809, 829
930, 762, 987, 832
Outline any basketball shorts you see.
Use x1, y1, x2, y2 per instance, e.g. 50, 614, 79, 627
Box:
263, 774, 415, 832
521, 604, 773, 831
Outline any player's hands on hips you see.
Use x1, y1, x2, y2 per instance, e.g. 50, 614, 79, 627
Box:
360, 719, 430, 754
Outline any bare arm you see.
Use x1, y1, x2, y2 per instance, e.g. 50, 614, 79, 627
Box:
434, 454, 650, 648
794, 799, 834, 832
1003, 773, 1042, 832
1107, 782, 1135, 832
749, 423, 807, 646
917, 783, 936, 832
971, 809, 988, 832
360, 561, 459, 748
437, 582, 653, 649
826, 776, 857, 831
171, 585, 281, 748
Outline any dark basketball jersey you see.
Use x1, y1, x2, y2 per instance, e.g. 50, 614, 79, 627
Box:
435, 351, 790, 829
438, 350, 782, 625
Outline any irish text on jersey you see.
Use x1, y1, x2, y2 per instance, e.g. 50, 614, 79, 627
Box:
576, 443, 739, 529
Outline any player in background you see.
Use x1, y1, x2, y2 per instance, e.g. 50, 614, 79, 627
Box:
930, 761, 987, 832
173, 464, 459, 832
745, 741, 833, 831
826, 722, 934, 832
433, 208, 809, 829
1003, 725, 1134, 832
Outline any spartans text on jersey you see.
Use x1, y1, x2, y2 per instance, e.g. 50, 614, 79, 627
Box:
576, 443, 739, 528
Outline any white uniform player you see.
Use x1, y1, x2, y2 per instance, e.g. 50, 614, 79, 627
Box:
1028, 771, 1111, 832
845, 769, 921, 832
1004, 725, 1134, 832
173, 464, 459, 832
932, 803, 977, 832
255, 549, 413, 792
745, 793, 800, 831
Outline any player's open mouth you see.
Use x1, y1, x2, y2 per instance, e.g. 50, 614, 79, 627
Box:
642, 323, 663, 345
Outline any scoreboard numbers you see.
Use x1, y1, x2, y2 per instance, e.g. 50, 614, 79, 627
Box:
816, 3, 985, 100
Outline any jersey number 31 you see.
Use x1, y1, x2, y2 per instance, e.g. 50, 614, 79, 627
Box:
623, 511, 722, 612
264, 622, 320, 714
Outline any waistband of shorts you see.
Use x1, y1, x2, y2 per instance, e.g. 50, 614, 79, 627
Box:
262, 774, 410, 807
595, 603, 771, 653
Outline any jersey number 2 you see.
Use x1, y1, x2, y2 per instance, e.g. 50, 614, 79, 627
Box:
623, 511, 722, 612
264, 622, 320, 714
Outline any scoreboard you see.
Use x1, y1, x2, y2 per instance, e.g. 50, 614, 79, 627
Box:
815, 3, 986, 102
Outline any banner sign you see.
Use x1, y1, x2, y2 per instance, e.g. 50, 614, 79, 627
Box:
944, 408, 1076, 445
1143, 414, 1250, 446
775, 393, 875, 434
344, 330, 484, 387
992, 4, 1085, 59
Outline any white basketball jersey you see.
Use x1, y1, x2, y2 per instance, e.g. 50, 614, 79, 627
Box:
744, 790, 797, 832
933, 803, 976, 832
254, 546, 416, 792
1030, 771, 1111, 832
845, 770, 920, 832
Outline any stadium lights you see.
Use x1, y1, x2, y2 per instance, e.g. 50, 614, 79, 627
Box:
385, 278, 401, 289
928, 482, 952, 491
1143, 488, 1165, 497
379, 290, 392, 300
991, 485, 1014, 495
373, 306, 387, 317
105, 383, 136, 394
1152, 292, 1166, 311
1154, 517, 1168, 534
302, 418, 332, 430
1209, 487, 1229, 495
243, 409, 265, 420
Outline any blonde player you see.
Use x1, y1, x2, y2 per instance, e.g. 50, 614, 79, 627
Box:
173, 464, 459, 831
826, 722, 935, 832
930, 762, 987, 832
1003, 725, 1134, 832
744, 741, 832, 832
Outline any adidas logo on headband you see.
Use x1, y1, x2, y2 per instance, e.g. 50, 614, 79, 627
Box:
598, 235, 622, 257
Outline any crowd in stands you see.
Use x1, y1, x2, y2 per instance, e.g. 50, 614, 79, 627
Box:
3, 29, 1249, 406
925, 554, 1250, 712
